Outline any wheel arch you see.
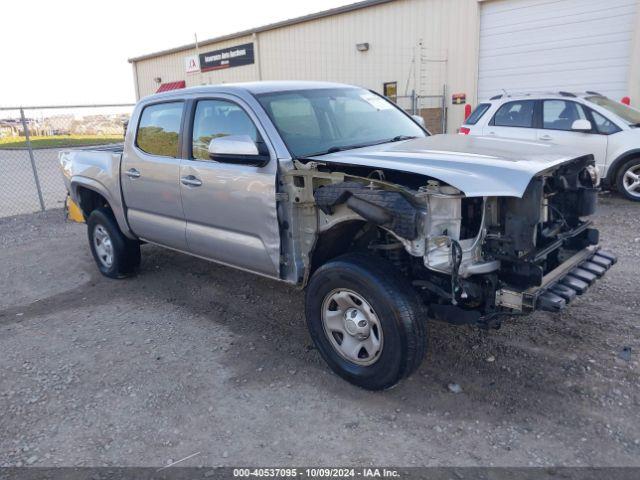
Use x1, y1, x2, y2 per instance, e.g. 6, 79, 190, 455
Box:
606, 149, 640, 187
309, 219, 368, 281
307, 218, 411, 286
70, 177, 136, 239
75, 185, 109, 218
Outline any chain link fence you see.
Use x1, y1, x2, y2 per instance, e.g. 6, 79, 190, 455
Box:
396, 86, 447, 134
0, 104, 134, 218
0, 93, 445, 219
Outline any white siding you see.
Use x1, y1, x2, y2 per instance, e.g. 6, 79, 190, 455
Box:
478, 0, 638, 101
132, 0, 481, 132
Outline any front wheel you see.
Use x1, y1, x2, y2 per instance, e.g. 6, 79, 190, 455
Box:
87, 207, 141, 278
616, 157, 640, 201
305, 253, 427, 390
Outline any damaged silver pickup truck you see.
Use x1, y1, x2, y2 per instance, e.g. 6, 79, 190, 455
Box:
60, 81, 616, 390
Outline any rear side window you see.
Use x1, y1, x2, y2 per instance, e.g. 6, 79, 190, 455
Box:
136, 102, 183, 157
465, 103, 491, 125
492, 100, 535, 128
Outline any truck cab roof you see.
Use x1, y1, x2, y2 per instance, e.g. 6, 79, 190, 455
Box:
148, 80, 357, 100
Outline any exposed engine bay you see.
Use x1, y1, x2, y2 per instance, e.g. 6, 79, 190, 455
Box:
279, 155, 614, 328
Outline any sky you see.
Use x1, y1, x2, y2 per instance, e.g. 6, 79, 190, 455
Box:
0, 0, 352, 107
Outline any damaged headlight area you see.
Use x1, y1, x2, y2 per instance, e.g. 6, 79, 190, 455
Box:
309, 175, 500, 322
287, 154, 614, 330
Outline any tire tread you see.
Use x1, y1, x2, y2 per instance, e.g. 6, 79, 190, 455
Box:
306, 252, 427, 389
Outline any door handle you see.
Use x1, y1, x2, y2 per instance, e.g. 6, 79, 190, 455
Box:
126, 168, 141, 178
487, 131, 496, 135
539, 135, 553, 141
181, 175, 202, 187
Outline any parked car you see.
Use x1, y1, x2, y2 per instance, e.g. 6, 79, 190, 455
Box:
59, 81, 615, 390
459, 92, 640, 201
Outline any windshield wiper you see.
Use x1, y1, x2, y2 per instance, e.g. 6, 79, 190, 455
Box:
389, 135, 418, 142
303, 136, 419, 158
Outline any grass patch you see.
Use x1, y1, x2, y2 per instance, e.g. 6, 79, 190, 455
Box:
0, 134, 123, 149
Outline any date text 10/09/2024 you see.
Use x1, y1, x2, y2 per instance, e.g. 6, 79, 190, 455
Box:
232, 468, 400, 478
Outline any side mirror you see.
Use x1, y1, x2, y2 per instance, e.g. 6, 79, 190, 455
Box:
412, 114, 426, 128
208, 135, 270, 166
571, 119, 592, 133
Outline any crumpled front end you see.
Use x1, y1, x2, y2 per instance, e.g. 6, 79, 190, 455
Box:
417, 154, 615, 325
285, 152, 614, 328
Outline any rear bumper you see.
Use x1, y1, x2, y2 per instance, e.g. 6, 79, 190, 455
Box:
495, 246, 617, 313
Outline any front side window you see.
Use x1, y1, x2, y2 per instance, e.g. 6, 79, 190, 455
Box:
136, 102, 183, 157
465, 103, 491, 125
590, 109, 621, 135
256, 88, 426, 158
192, 100, 259, 160
586, 96, 640, 126
492, 100, 535, 128
542, 100, 587, 131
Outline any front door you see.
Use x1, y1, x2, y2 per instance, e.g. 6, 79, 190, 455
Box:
536, 100, 608, 172
179, 97, 280, 278
121, 101, 187, 250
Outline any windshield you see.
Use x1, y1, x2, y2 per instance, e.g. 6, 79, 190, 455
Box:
255, 88, 427, 157
586, 96, 640, 125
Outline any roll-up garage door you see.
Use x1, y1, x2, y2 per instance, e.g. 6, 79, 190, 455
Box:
478, 0, 637, 101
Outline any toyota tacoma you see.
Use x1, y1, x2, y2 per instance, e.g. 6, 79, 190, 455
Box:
59, 81, 615, 390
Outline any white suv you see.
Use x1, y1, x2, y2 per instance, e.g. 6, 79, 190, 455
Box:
460, 92, 640, 201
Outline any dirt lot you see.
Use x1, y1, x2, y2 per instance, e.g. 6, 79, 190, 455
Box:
0, 194, 638, 468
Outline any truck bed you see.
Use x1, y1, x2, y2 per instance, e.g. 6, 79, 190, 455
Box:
78, 143, 124, 153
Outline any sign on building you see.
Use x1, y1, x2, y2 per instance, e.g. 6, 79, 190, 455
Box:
452, 93, 466, 105
185, 55, 200, 73
199, 43, 255, 72
383, 82, 398, 102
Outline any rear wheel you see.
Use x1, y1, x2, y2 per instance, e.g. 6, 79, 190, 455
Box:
305, 253, 427, 390
616, 157, 640, 201
87, 208, 140, 278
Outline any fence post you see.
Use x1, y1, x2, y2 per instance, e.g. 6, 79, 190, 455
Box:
441, 84, 447, 134
20, 107, 45, 212
411, 90, 417, 115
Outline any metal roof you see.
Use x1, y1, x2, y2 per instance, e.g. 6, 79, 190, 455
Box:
156, 80, 186, 93
127, 0, 396, 63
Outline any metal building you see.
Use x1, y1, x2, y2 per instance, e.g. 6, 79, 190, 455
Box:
128, 0, 640, 133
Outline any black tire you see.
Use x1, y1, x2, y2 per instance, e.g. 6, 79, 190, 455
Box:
616, 157, 640, 202
305, 253, 427, 390
87, 207, 141, 279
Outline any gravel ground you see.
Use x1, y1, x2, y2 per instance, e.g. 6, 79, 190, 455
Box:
0, 193, 638, 468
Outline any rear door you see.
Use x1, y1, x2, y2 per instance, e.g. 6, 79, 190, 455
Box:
121, 101, 187, 250
179, 96, 280, 278
483, 99, 538, 140
536, 99, 608, 168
